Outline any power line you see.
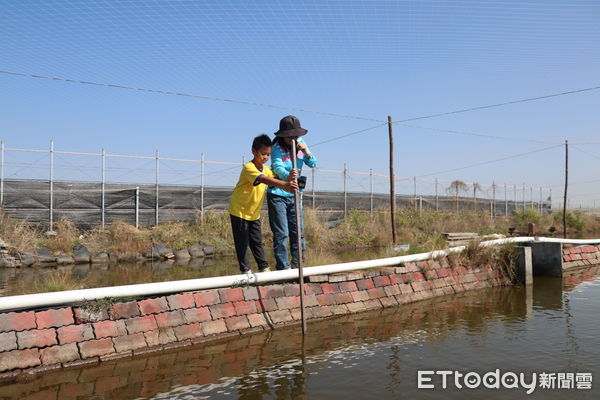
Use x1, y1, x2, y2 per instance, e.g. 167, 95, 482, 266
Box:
416, 144, 562, 178
0, 70, 382, 122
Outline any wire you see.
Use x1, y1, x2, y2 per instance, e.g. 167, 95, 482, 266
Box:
417, 144, 562, 178
571, 146, 600, 161
0, 70, 381, 122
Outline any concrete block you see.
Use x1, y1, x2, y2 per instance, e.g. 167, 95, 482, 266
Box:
530, 242, 563, 277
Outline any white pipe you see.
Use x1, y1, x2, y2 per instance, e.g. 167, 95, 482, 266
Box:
1, 236, 599, 312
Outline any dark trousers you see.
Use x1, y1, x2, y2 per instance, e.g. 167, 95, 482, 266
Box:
230, 214, 269, 273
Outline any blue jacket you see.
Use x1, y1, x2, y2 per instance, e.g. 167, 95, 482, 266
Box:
268, 137, 317, 197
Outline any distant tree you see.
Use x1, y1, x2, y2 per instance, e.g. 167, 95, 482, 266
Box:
446, 180, 468, 213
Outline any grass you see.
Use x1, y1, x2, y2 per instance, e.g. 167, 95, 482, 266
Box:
2, 205, 600, 259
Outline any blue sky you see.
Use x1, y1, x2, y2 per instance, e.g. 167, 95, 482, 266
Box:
1, 0, 599, 206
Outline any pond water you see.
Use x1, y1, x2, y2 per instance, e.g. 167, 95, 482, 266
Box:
1, 268, 598, 399
0, 247, 394, 296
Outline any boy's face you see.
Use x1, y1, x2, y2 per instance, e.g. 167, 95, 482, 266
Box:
252, 145, 272, 166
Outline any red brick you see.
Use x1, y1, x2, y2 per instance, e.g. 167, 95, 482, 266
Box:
112, 333, 147, 353
201, 320, 228, 336
154, 310, 186, 328
267, 310, 293, 324
40, 343, 80, 365
363, 299, 383, 310
173, 323, 204, 340
17, 328, 57, 349
373, 275, 391, 287
78, 338, 115, 358
183, 307, 212, 323
224, 316, 250, 331
209, 303, 236, 319
194, 291, 221, 307
316, 294, 335, 306
217, 288, 243, 303
388, 274, 400, 285
304, 295, 319, 307
144, 328, 176, 347
321, 283, 339, 294
258, 285, 285, 299
330, 305, 349, 315
346, 302, 367, 313
367, 287, 386, 299
57, 324, 94, 344
425, 270, 438, 280
438, 268, 450, 278
401, 273, 413, 283
356, 278, 375, 290
384, 285, 401, 297
255, 298, 277, 312
338, 281, 358, 292
36, 308, 74, 329
307, 306, 332, 319
93, 320, 127, 338
411, 282, 424, 292
233, 301, 257, 315
0, 311, 36, 332
0, 332, 17, 352
333, 292, 353, 304
242, 287, 259, 301
247, 313, 268, 328
73, 308, 109, 324
0, 348, 40, 372
124, 315, 158, 334
351, 290, 370, 302
305, 283, 324, 295
399, 283, 413, 295
138, 298, 169, 315
110, 301, 140, 319
413, 272, 425, 281
275, 296, 300, 310
380, 297, 398, 308
166, 293, 195, 310
283, 285, 300, 296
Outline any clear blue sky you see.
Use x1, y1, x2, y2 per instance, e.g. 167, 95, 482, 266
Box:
1, 0, 599, 207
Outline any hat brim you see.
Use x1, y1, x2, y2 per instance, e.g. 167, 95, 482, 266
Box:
274, 127, 308, 138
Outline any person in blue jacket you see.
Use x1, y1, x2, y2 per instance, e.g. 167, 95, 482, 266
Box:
267, 115, 318, 270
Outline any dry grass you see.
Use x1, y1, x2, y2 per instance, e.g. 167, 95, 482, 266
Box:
44, 218, 80, 254
0, 208, 40, 253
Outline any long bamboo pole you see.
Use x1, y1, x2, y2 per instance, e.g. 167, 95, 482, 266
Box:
388, 116, 396, 244
292, 139, 307, 335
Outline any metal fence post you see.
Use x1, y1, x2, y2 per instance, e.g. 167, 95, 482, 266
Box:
413, 176, 417, 210
530, 186, 533, 209
200, 152, 204, 220
343, 163, 347, 218
135, 186, 139, 228
369, 168, 373, 216
0, 141, 4, 206
435, 178, 439, 212
522, 183, 526, 212
419, 196, 423, 216
514, 183, 517, 214
155, 150, 159, 226
549, 188, 552, 212
492, 181, 496, 217
539, 187, 542, 214
504, 183, 508, 217
49, 140, 54, 231
101, 148, 106, 230
312, 167, 316, 209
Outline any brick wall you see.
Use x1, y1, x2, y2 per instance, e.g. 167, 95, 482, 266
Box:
562, 245, 600, 271
0, 257, 512, 378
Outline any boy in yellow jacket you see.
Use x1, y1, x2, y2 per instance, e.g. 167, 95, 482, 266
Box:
228, 134, 297, 273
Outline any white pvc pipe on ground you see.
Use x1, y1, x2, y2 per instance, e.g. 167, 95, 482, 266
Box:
1, 236, 599, 312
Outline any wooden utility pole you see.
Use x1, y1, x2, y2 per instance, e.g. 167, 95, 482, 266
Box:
563, 140, 569, 238
291, 139, 307, 334
388, 116, 397, 244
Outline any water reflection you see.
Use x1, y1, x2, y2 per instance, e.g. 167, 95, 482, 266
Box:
1, 270, 599, 399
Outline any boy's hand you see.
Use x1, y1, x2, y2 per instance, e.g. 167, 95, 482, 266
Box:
285, 179, 299, 193
288, 169, 298, 181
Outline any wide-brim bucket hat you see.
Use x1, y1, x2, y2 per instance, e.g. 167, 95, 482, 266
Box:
274, 115, 308, 137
